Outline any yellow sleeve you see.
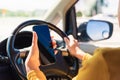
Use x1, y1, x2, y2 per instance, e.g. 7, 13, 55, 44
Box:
27, 70, 46, 80
82, 53, 92, 61
72, 53, 92, 80
72, 49, 109, 80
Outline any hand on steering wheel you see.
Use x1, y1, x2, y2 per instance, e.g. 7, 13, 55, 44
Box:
64, 35, 86, 60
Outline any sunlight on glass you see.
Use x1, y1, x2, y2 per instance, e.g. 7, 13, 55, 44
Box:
0, 0, 57, 11
0, 0, 58, 41
76, 0, 119, 16
0, 0, 58, 18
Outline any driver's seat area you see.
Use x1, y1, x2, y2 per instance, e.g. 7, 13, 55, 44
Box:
73, 48, 120, 80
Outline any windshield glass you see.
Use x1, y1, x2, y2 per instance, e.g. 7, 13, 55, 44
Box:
0, 0, 59, 41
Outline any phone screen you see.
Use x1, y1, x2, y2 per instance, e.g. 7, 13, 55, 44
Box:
33, 25, 55, 63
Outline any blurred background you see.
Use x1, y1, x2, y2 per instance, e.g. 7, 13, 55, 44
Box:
76, 0, 119, 17
0, 0, 120, 47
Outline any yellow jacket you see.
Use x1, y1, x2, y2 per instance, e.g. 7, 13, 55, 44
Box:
27, 48, 120, 80
73, 48, 120, 80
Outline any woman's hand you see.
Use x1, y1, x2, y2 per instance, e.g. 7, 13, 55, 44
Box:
51, 36, 58, 54
25, 32, 58, 73
25, 32, 40, 73
64, 35, 86, 60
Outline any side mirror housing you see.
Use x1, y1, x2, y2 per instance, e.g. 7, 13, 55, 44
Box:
77, 20, 113, 42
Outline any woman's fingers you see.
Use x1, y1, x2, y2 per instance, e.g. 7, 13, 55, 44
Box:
31, 32, 38, 49
64, 37, 70, 46
51, 39, 57, 49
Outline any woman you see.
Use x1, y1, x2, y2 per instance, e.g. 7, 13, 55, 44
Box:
25, 1, 120, 79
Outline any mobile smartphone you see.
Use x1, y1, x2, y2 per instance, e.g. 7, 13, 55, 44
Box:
33, 25, 55, 63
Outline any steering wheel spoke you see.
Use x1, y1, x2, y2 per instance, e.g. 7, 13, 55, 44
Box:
15, 53, 27, 78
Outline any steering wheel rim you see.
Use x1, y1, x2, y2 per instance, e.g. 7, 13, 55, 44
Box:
6, 20, 79, 79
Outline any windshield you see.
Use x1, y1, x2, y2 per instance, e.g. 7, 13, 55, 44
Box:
0, 0, 59, 41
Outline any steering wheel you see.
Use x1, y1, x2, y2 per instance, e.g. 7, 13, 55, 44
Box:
6, 20, 79, 80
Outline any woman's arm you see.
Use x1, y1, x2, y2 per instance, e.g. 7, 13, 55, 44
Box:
64, 35, 92, 61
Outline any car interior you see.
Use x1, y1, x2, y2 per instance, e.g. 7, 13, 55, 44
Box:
0, 0, 116, 80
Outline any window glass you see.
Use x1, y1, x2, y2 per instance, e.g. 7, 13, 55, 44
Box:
75, 0, 119, 26
0, 0, 62, 41
75, 0, 120, 47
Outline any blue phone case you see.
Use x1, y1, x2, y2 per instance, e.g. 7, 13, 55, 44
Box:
33, 25, 55, 63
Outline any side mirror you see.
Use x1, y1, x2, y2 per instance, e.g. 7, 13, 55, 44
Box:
86, 20, 113, 41
77, 20, 113, 41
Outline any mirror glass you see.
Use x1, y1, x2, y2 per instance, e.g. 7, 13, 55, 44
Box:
86, 20, 111, 41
